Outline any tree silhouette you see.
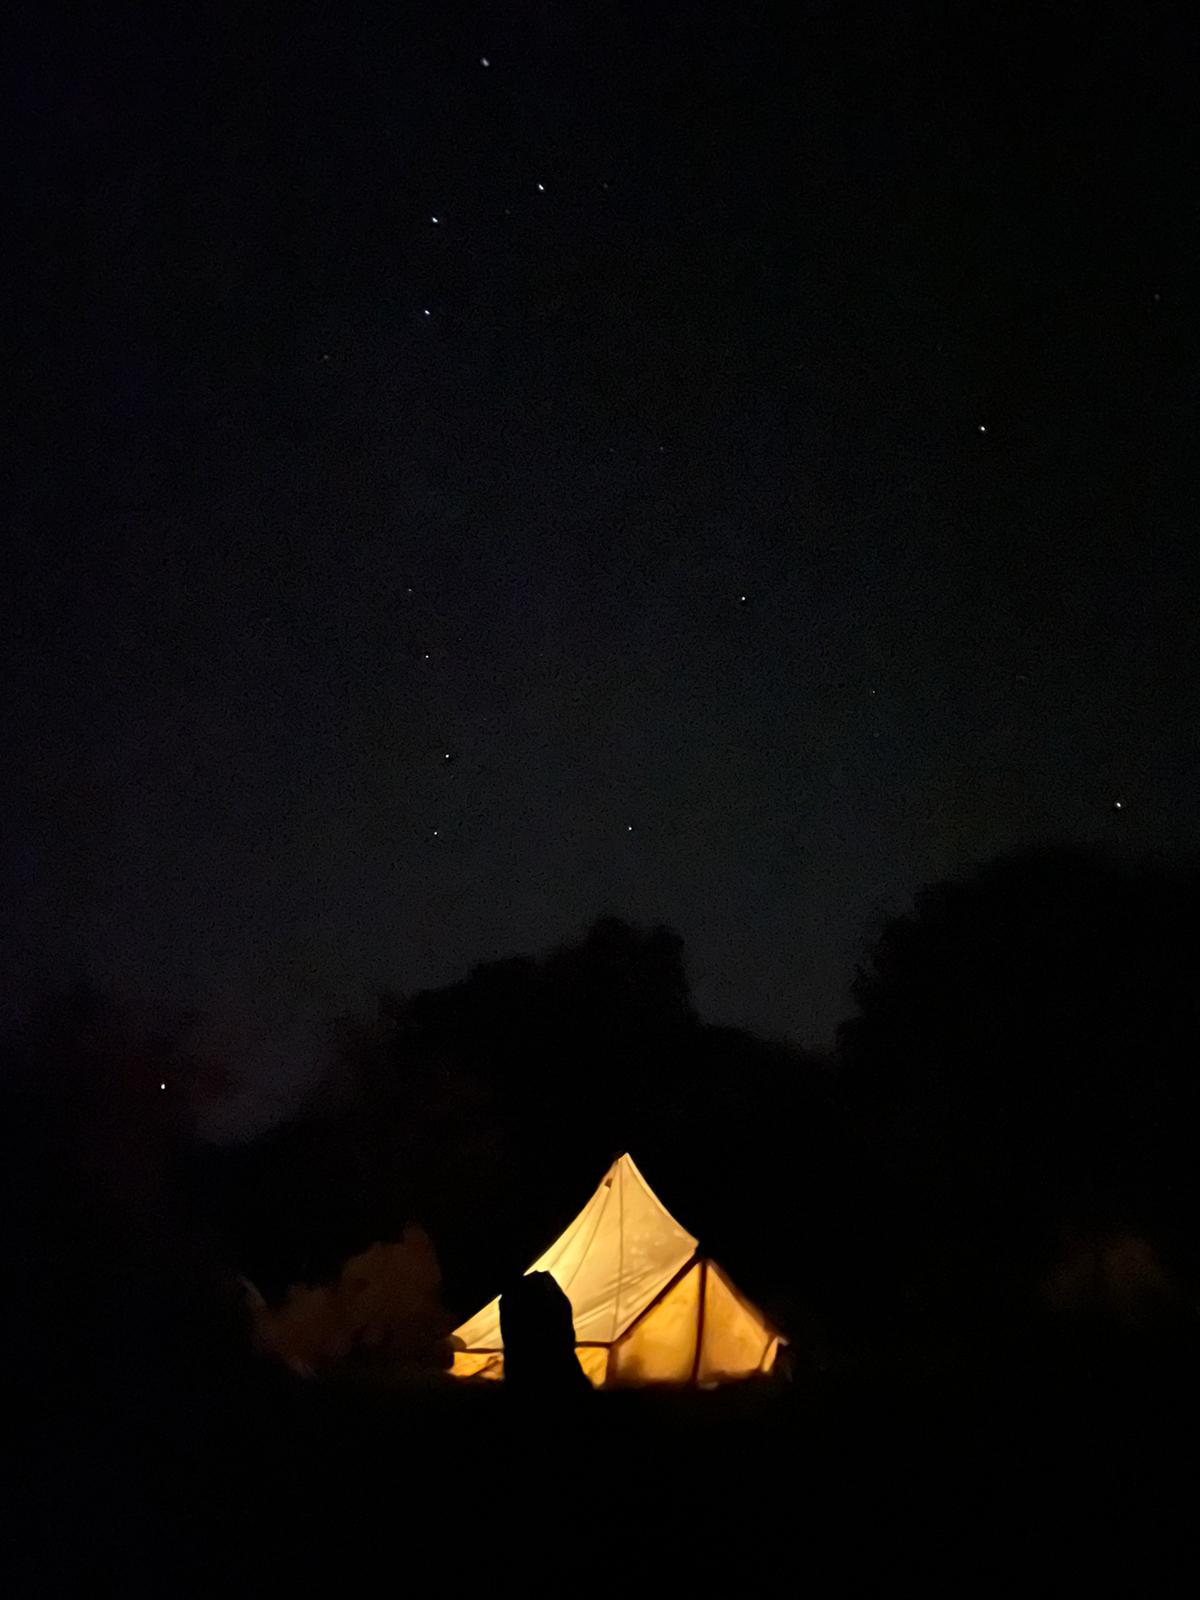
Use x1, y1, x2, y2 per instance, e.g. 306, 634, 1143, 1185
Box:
4, 984, 248, 1407
837, 845, 1200, 1357
325, 916, 840, 1341
332, 917, 697, 1304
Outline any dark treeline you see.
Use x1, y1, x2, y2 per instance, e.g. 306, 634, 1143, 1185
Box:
208, 914, 843, 1348
12, 842, 1200, 1586
10, 841, 1200, 1402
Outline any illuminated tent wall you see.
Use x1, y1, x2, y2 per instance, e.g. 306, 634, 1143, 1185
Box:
450, 1153, 784, 1388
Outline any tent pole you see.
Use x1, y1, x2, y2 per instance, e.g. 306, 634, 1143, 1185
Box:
690, 1258, 708, 1386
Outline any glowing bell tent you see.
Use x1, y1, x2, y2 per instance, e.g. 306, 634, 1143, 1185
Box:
449, 1153, 784, 1388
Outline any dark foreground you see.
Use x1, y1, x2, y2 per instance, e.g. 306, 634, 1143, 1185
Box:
15, 1350, 1197, 1592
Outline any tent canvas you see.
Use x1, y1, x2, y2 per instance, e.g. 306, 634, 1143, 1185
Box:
450, 1153, 783, 1388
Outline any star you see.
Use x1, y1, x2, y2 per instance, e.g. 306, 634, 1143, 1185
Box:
1113, 800, 1123, 811
443, 752, 454, 762
738, 593, 748, 604
626, 824, 634, 833
432, 828, 440, 838
978, 424, 987, 433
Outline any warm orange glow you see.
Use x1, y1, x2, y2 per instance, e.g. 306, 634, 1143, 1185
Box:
451, 1154, 783, 1389
608, 1260, 702, 1385
697, 1260, 779, 1384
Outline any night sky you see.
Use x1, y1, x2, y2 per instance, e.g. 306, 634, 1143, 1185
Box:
10, 3, 1199, 1129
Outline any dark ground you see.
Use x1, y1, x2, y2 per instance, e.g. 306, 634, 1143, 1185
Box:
13, 1346, 1195, 1592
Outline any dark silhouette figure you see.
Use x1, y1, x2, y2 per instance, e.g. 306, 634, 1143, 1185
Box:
499, 1272, 591, 1395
